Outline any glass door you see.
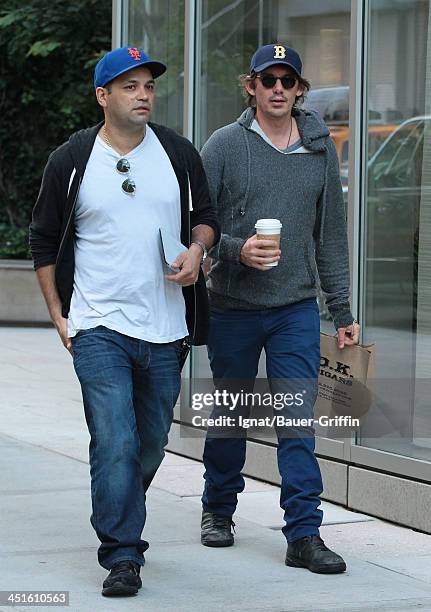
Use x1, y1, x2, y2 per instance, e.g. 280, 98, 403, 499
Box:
352, 0, 431, 479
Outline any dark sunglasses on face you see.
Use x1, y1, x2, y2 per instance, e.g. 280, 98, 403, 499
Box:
116, 158, 136, 195
257, 74, 298, 90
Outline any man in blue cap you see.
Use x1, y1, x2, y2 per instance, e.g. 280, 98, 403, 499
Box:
30, 46, 219, 596
199, 43, 360, 573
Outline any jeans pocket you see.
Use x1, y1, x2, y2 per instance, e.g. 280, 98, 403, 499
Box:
71, 327, 110, 371
74, 325, 110, 339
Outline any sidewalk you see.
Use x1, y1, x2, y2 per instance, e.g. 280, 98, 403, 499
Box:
1, 327, 431, 612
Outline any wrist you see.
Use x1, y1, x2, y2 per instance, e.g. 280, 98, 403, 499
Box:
218, 236, 246, 264
51, 312, 64, 327
190, 240, 207, 262
330, 304, 355, 331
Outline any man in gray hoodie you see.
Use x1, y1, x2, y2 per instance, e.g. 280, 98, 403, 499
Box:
199, 44, 360, 574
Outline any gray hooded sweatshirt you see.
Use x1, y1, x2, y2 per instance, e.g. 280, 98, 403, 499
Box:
201, 106, 354, 330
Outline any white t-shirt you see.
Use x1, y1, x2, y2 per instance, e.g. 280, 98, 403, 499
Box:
250, 119, 313, 154
67, 126, 188, 343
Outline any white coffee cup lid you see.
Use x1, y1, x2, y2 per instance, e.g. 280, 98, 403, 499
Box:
255, 218, 282, 230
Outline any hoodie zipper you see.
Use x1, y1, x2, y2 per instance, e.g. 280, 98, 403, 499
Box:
188, 171, 197, 344
56, 174, 81, 265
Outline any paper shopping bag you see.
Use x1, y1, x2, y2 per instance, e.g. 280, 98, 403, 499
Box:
315, 332, 375, 421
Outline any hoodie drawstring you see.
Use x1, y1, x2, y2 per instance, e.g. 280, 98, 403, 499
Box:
318, 145, 330, 247
240, 126, 252, 216
237, 108, 331, 242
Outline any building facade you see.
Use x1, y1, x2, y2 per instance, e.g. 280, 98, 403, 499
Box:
112, 0, 431, 533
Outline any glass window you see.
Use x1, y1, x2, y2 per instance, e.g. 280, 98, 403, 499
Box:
360, 0, 431, 464
370, 121, 423, 186
128, 0, 185, 134
197, 1, 351, 168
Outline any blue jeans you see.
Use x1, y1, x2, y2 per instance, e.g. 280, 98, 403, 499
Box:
201, 298, 324, 543
72, 326, 181, 569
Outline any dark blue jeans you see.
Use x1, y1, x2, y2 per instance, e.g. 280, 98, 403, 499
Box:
201, 298, 324, 543
72, 326, 181, 569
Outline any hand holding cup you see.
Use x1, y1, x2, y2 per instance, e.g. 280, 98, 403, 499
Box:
240, 219, 282, 270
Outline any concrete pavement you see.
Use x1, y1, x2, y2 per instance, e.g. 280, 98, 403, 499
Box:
1, 327, 431, 611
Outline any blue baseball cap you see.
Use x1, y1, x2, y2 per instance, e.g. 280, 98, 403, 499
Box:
94, 46, 166, 89
250, 44, 302, 77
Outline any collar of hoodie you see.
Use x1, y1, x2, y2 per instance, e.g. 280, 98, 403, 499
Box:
237, 107, 331, 247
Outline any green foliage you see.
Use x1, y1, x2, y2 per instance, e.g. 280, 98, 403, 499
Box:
27, 40, 62, 57
0, 224, 31, 259
0, 0, 111, 257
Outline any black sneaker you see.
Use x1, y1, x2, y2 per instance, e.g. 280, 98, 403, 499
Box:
102, 560, 142, 597
201, 509, 235, 547
285, 535, 346, 574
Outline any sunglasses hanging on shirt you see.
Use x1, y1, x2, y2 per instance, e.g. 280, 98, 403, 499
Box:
101, 126, 136, 196
116, 158, 136, 196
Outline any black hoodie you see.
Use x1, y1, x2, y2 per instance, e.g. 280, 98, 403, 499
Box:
29, 121, 220, 345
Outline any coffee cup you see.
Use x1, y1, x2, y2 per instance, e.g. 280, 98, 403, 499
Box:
255, 219, 282, 267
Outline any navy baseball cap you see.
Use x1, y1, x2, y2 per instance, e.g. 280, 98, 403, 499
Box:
250, 44, 302, 77
94, 46, 166, 88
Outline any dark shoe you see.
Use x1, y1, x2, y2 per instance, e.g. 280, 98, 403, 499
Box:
201, 509, 235, 547
285, 535, 346, 574
102, 560, 142, 597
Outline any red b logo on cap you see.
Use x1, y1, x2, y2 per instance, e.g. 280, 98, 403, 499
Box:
128, 47, 141, 61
